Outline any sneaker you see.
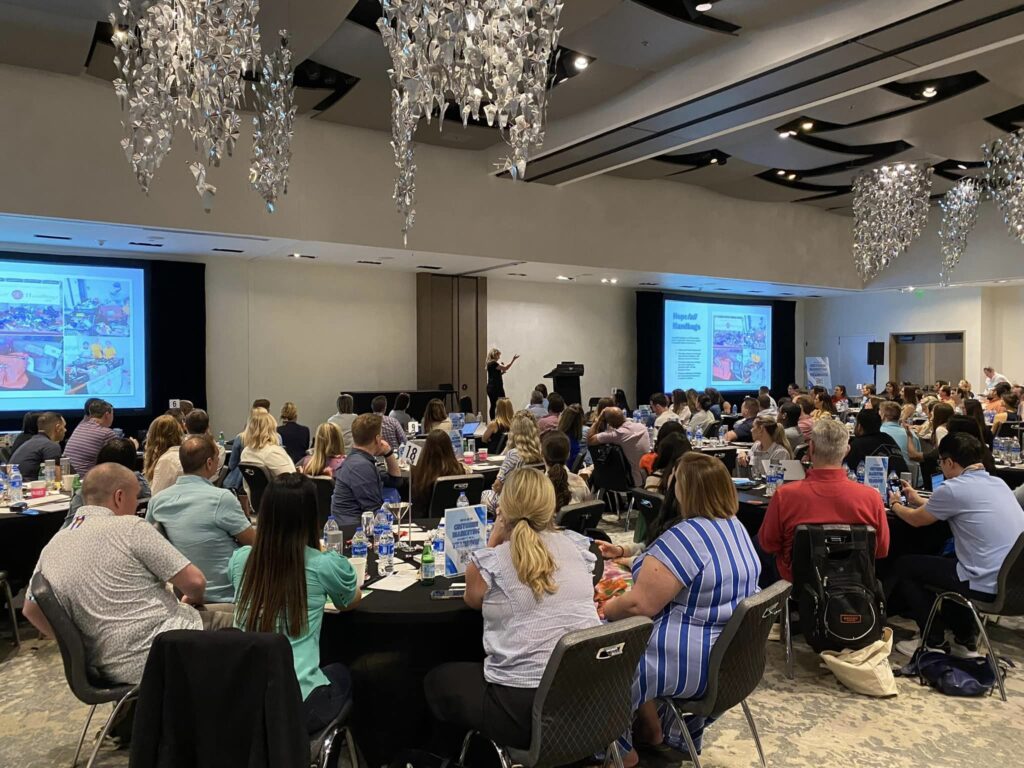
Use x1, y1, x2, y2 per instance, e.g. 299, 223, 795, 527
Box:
895, 637, 948, 657
949, 639, 983, 659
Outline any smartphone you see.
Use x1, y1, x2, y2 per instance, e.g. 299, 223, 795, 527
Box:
11, 501, 30, 513
887, 477, 905, 506
430, 589, 466, 600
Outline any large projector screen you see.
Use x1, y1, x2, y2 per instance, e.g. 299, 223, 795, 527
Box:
663, 298, 771, 392
0, 258, 147, 412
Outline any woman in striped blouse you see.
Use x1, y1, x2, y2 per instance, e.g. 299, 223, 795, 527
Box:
601, 452, 761, 766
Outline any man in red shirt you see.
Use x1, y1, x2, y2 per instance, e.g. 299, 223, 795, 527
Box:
759, 418, 889, 581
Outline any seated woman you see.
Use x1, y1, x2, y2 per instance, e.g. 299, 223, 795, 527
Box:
297, 423, 346, 478
812, 390, 838, 421
491, 410, 543, 496
11, 411, 39, 454
686, 395, 716, 434
737, 417, 792, 475
240, 409, 296, 477
639, 421, 685, 478
144, 414, 184, 495
832, 384, 850, 412
422, 398, 453, 434
481, 397, 514, 454
277, 401, 311, 464
670, 389, 691, 423
424, 469, 600, 751
556, 403, 585, 467
992, 393, 1021, 436
643, 432, 691, 492
230, 474, 360, 734
600, 453, 761, 767
542, 431, 593, 510
411, 430, 470, 518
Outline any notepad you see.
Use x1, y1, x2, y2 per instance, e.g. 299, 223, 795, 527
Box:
369, 573, 418, 592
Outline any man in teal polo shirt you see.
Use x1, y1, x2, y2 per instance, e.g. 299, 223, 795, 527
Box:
147, 434, 255, 604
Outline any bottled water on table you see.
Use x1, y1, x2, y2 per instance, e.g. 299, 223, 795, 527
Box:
856, 461, 866, 484
322, 518, 339, 549
847, 468, 857, 482
433, 520, 446, 572
379, 530, 395, 575
43, 460, 57, 492
456, 492, 469, 507
361, 510, 376, 544
1011, 441, 1021, 467
718, 425, 728, 443
9, 465, 23, 503
374, 508, 390, 550
351, 527, 368, 558
0, 470, 7, 504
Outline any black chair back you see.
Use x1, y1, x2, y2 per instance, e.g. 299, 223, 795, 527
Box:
491, 432, 509, 456
312, 476, 334, 531
238, 463, 271, 514
555, 500, 604, 534
629, 489, 663, 532
30, 572, 135, 706
570, 448, 587, 473
589, 443, 635, 491
428, 474, 485, 518
704, 420, 722, 438
977, 531, 1024, 616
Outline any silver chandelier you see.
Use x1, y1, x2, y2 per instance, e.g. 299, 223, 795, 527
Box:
984, 128, 1024, 244
852, 163, 933, 282
250, 31, 298, 213
937, 177, 982, 287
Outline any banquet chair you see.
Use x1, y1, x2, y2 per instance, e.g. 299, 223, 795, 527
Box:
428, 475, 485, 518
555, 500, 605, 534
239, 463, 271, 515
0, 569, 19, 647
658, 581, 792, 768
570, 449, 587, 473
30, 573, 138, 768
628, 489, 663, 543
919, 531, 1024, 703
312, 476, 334, 531
703, 421, 722, 439
458, 617, 653, 768
589, 444, 636, 524
491, 432, 509, 456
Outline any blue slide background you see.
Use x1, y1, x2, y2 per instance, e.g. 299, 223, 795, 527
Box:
0, 259, 146, 411
663, 299, 772, 392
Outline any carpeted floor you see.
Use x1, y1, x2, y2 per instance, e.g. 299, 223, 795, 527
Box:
3, 523, 1024, 767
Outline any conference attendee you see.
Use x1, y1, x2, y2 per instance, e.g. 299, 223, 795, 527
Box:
671, 389, 692, 423
862, 395, 883, 411
526, 390, 547, 421
639, 421, 686, 478
983, 366, 1010, 393
147, 435, 255, 605
327, 394, 357, 452
556, 404, 586, 468
880, 401, 921, 465
542, 430, 592, 509
481, 397, 514, 454
297, 423, 346, 478
371, 395, 408, 447
10, 411, 65, 480
179, 400, 194, 419
724, 397, 759, 442
587, 406, 651, 483
883, 381, 900, 401
686, 394, 716, 434
601, 452, 760, 766
425, 469, 599, 753
812, 389, 838, 421
144, 414, 185, 496
992, 393, 1021, 436
62, 438, 152, 528
756, 393, 776, 418
844, 408, 901, 472
485, 349, 518, 419
832, 385, 850, 412
861, 384, 876, 398
537, 392, 565, 434
613, 388, 631, 414
938, 384, 954, 406
887, 432, 1024, 656
422, 398, 453, 434
491, 410, 544, 497
963, 398, 994, 447
644, 432, 691, 493
230, 474, 360, 734
277, 401, 311, 464
389, 392, 413, 432
902, 386, 920, 411
649, 392, 680, 437
759, 419, 889, 583
928, 402, 954, 446
63, 399, 119, 476
704, 388, 724, 418
738, 417, 792, 473
330, 414, 402, 525
759, 386, 778, 410
411, 430, 470, 518
23, 464, 227, 686
224, 406, 281, 491
240, 409, 296, 477
184, 408, 225, 470
779, 403, 804, 449
10, 411, 40, 454
787, 383, 802, 400
164, 407, 186, 433
795, 395, 815, 441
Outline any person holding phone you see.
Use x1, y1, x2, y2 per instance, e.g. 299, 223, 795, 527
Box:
485, 348, 519, 420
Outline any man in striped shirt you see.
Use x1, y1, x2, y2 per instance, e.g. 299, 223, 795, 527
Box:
371, 395, 407, 447
63, 399, 118, 476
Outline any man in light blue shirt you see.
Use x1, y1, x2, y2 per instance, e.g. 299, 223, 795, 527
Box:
887, 432, 1024, 655
147, 434, 255, 604
526, 390, 547, 421
879, 400, 920, 465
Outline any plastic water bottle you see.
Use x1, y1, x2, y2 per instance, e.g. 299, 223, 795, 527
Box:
718, 425, 728, 443
374, 508, 390, 550
856, 461, 866, 484
433, 520, 446, 572
323, 517, 339, 549
351, 527, 368, 558
43, 459, 57, 493
457, 491, 469, 507
9, 465, 23, 504
379, 529, 395, 575
217, 430, 225, 445
1012, 441, 1021, 467
686, 428, 694, 443
0, 470, 7, 504
764, 468, 776, 497
361, 510, 376, 545
475, 411, 483, 425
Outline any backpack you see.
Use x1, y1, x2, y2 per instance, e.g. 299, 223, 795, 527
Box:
869, 442, 908, 477
896, 649, 1009, 697
792, 524, 886, 653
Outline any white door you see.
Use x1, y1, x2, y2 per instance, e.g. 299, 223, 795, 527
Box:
837, 334, 881, 392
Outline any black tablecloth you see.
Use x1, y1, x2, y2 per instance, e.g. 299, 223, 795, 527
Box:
994, 464, 1024, 490
0, 507, 67, 593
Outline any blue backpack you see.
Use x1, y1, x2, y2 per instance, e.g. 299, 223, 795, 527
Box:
897, 650, 1007, 697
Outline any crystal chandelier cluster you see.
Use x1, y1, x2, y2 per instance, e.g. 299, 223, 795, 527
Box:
984, 128, 1024, 244
112, 0, 294, 212
377, 0, 564, 242
937, 178, 982, 286
852, 163, 933, 281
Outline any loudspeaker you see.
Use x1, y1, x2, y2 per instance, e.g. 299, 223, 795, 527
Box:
867, 342, 884, 366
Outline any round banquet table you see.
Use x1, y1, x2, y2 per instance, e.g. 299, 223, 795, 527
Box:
993, 463, 1024, 490
0, 502, 68, 594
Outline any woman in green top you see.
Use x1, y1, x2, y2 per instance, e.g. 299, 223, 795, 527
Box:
229, 474, 360, 733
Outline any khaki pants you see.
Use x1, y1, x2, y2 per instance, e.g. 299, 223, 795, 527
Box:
198, 603, 235, 630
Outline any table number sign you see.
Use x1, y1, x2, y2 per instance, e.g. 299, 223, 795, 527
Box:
398, 442, 422, 466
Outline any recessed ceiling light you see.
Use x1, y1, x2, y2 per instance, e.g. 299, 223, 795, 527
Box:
290, 253, 316, 260
696, 2, 713, 11
787, 173, 797, 181
639, 281, 658, 286
355, 259, 380, 265
997, 279, 1008, 284
292, 253, 301, 258
776, 170, 786, 176
416, 265, 442, 270
778, 131, 790, 139
600, 278, 609, 284
922, 86, 938, 98
556, 275, 572, 281
212, 247, 244, 253
709, 157, 719, 164
801, 121, 814, 131
610, 278, 618, 284
573, 55, 589, 71
129, 241, 163, 247
957, 163, 968, 170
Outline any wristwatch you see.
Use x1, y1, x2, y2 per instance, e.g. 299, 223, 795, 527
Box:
383, 449, 395, 458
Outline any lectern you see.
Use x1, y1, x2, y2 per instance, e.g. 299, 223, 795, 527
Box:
544, 362, 585, 406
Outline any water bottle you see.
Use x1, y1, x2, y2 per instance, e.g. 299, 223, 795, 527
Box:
433, 520, 446, 572
379, 529, 395, 575
718, 425, 728, 443
361, 510, 376, 546
43, 459, 57, 493
686, 428, 694, 443
856, 461, 866, 484
986, 410, 995, 425
351, 527, 368, 558
847, 468, 858, 482
217, 430, 225, 445
374, 508, 390, 550
1011, 441, 1021, 467
694, 428, 703, 447
764, 468, 776, 497
9, 465, 23, 504
323, 517, 339, 549
475, 411, 483, 425
0, 470, 7, 504
457, 491, 469, 507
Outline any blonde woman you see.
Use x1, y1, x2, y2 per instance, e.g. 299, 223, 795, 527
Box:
485, 347, 519, 420
481, 397, 514, 452
737, 417, 792, 474
297, 423, 346, 478
424, 469, 599, 752
240, 409, 295, 477
492, 410, 543, 494
145, 414, 185, 495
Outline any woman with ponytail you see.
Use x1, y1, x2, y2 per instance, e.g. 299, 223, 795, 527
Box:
737, 416, 792, 474
424, 469, 600, 752
542, 431, 592, 511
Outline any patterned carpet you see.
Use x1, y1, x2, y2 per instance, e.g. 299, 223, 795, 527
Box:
2, 525, 1023, 767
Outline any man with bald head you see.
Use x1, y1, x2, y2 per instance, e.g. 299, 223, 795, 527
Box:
23, 462, 229, 686
586, 405, 651, 484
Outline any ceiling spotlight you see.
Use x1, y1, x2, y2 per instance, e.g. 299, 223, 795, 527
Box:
291, 252, 301, 258
922, 86, 938, 98
787, 173, 797, 181
573, 56, 589, 71
600, 278, 609, 284
696, 2, 713, 11
778, 131, 790, 139
556, 275, 572, 281
801, 121, 814, 131
957, 163, 968, 170
997, 279, 1009, 284
776, 169, 786, 176
710, 157, 719, 164
610, 278, 618, 284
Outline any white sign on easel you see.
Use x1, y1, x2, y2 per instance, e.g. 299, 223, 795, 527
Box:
805, 357, 833, 390
865, 456, 889, 500
442, 504, 487, 577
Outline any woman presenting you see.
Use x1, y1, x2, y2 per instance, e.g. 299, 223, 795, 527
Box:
485, 348, 519, 419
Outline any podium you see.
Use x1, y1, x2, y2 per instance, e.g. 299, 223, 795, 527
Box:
544, 362, 585, 406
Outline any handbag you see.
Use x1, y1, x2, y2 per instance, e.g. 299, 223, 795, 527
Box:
820, 627, 898, 697
896, 649, 1006, 697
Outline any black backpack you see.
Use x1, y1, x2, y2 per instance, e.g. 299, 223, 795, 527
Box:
792, 524, 886, 653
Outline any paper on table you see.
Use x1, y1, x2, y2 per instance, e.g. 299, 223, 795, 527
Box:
369, 573, 418, 592
34, 502, 72, 513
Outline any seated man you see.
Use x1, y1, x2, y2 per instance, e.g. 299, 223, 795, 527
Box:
649, 392, 679, 438
759, 385, 778, 410
879, 400, 921, 466
372, 395, 408, 447
23, 463, 229, 686
844, 408, 901, 472
887, 432, 1024, 656
725, 397, 759, 442
146, 435, 254, 605
537, 392, 565, 434
10, 411, 66, 480
185, 408, 226, 470
586, 406, 651, 484
526, 390, 547, 421
756, 393, 777, 418
759, 419, 889, 583
779, 403, 804, 448
63, 399, 119, 475
330, 414, 402, 525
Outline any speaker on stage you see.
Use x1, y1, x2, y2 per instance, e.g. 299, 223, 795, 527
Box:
867, 342, 884, 366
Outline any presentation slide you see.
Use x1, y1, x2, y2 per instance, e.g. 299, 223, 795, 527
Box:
663, 299, 771, 392
0, 259, 146, 412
